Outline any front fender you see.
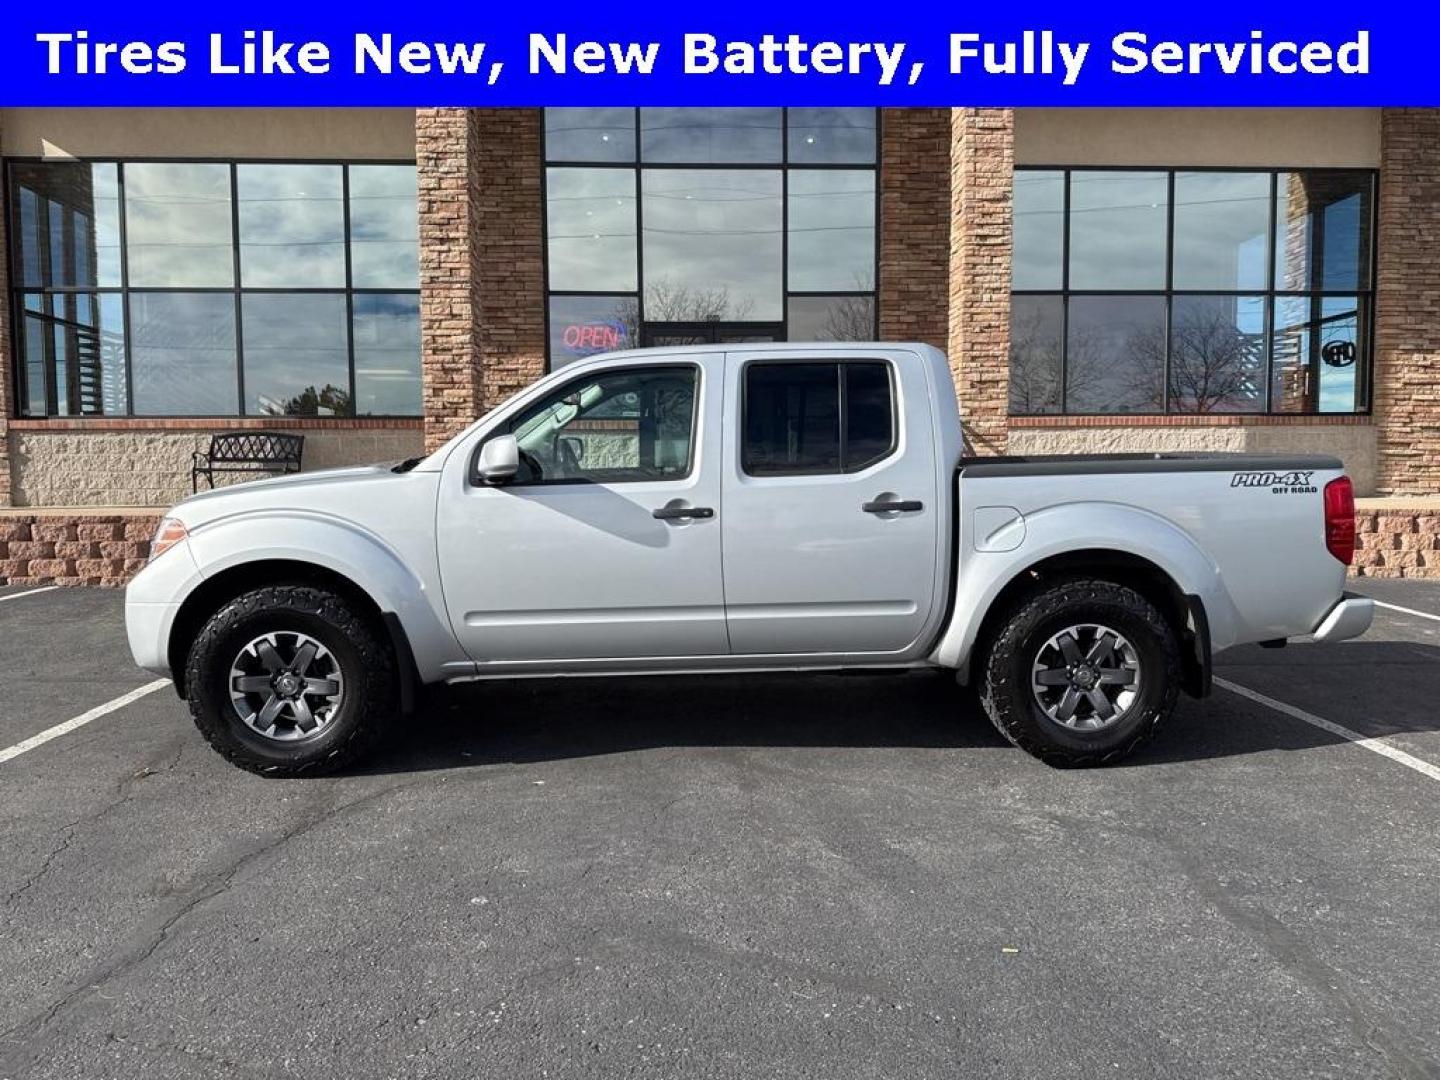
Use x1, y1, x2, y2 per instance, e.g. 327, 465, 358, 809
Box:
930, 501, 1240, 677
182, 511, 466, 683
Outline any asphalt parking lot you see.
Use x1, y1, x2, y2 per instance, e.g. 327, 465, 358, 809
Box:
2, 582, 1439, 1080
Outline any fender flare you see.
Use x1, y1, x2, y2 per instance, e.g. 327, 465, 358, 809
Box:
180, 510, 465, 684
931, 501, 1241, 678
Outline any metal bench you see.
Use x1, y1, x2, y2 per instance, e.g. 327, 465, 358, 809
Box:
191, 432, 305, 492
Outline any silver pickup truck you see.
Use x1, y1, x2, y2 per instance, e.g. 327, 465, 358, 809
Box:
126, 343, 1372, 775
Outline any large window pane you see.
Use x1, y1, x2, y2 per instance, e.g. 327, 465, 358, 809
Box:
642, 170, 782, 322
1172, 172, 1270, 290
787, 108, 876, 164
352, 293, 420, 416
238, 164, 345, 288
124, 163, 234, 287
546, 168, 637, 291
1065, 296, 1167, 413
1275, 172, 1372, 292
641, 108, 783, 164
1012, 171, 1064, 291
1168, 295, 1267, 414
788, 296, 875, 341
788, 170, 874, 292
17, 293, 125, 415
1271, 296, 1366, 414
130, 293, 238, 415
242, 294, 351, 416
545, 107, 635, 162
1009, 294, 1064, 414
548, 295, 637, 367
1068, 171, 1168, 290
348, 165, 418, 289
9, 162, 122, 288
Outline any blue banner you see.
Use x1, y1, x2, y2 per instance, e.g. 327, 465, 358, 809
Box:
0, 0, 1434, 105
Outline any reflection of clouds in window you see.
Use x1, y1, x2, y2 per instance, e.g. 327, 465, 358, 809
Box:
641, 108, 783, 163
788, 171, 874, 292
238, 164, 345, 288
1068, 171, 1168, 290
350, 166, 419, 288
546, 168, 636, 291
242, 294, 351, 417
546, 107, 635, 162
787, 108, 876, 164
1172, 172, 1270, 291
124, 163, 234, 287
353, 293, 421, 415
1012, 171, 1063, 291
129, 293, 238, 415
643, 170, 782, 321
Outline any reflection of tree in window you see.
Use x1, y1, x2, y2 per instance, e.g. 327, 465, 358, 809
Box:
270, 384, 353, 418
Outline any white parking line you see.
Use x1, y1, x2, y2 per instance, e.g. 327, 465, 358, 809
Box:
1372, 599, 1440, 624
0, 586, 59, 604
1216, 676, 1440, 784
0, 679, 169, 766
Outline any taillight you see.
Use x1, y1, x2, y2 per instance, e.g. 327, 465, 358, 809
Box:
1323, 477, 1356, 565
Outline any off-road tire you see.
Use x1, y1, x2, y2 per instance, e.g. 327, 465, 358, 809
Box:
186, 585, 397, 776
978, 577, 1180, 767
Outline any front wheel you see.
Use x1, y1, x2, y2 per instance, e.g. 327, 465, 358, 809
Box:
978, 577, 1180, 767
186, 585, 398, 776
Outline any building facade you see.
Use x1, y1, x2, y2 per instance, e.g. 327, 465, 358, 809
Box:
2, 107, 1437, 583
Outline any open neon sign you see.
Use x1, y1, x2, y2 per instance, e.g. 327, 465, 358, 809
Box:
561, 322, 627, 351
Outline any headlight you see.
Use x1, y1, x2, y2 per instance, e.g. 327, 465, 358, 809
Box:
149, 517, 189, 562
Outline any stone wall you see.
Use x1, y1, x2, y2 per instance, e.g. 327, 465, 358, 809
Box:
1008, 420, 1380, 496
1374, 109, 1440, 496
1354, 502, 1440, 578
417, 108, 546, 453
0, 511, 160, 586
947, 109, 1014, 456
877, 109, 950, 350
7, 425, 423, 507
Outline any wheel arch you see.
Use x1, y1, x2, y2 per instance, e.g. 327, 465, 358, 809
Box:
166, 559, 420, 710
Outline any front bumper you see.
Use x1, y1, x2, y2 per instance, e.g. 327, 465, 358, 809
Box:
1311, 593, 1374, 643
124, 539, 203, 676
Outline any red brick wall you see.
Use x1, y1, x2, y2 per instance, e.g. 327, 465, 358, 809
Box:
878, 109, 950, 350
0, 513, 160, 587
416, 108, 546, 454
1374, 109, 1440, 496
947, 108, 1014, 456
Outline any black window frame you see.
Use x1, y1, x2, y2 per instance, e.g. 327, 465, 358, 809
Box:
740, 357, 898, 478
473, 362, 703, 488
540, 109, 881, 371
4, 155, 421, 419
1010, 164, 1378, 418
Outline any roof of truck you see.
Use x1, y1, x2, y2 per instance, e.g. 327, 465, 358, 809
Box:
590, 341, 941, 362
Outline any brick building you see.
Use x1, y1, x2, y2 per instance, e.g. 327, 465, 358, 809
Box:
1, 107, 1437, 583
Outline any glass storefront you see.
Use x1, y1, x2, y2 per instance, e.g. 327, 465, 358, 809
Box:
6, 159, 421, 417
542, 107, 879, 368
1010, 167, 1375, 415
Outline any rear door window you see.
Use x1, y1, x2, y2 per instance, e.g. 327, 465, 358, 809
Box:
742, 360, 894, 476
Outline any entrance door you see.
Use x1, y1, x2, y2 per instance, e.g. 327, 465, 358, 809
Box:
642, 323, 782, 348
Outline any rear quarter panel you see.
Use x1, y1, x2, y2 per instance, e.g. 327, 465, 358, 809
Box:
939, 462, 1348, 670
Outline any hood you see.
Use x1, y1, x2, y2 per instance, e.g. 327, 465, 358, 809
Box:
177, 462, 404, 512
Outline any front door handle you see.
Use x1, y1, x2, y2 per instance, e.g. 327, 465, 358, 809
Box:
653, 505, 715, 520
862, 498, 923, 514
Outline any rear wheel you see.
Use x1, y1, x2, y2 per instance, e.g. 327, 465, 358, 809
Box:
978, 577, 1180, 766
186, 585, 397, 776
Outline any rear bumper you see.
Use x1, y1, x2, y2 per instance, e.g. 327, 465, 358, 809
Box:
1311, 593, 1374, 643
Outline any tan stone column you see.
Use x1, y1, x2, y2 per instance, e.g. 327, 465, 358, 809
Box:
1374, 109, 1440, 497
416, 108, 546, 454
0, 109, 12, 506
877, 108, 951, 350
947, 108, 1014, 456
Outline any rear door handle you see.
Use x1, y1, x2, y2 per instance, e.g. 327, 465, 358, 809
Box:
653, 506, 715, 520
862, 499, 924, 514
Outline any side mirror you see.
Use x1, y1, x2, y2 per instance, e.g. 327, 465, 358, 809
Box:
475, 434, 519, 485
